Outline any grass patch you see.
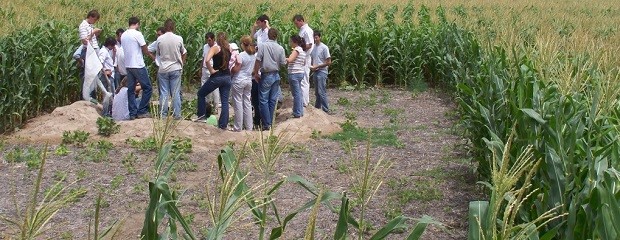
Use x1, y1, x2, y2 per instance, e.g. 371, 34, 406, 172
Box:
329, 123, 404, 148
384, 176, 444, 219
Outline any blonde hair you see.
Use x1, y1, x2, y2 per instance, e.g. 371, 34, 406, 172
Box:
239, 35, 256, 55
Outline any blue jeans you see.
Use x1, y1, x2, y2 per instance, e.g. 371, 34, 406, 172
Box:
197, 73, 231, 129
258, 72, 280, 128
158, 70, 182, 118
126, 67, 153, 117
313, 71, 329, 112
288, 73, 304, 117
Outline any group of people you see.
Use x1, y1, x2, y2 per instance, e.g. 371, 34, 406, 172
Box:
76, 10, 332, 132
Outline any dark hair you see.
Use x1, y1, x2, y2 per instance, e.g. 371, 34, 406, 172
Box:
205, 32, 215, 40
156, 27, 166, 34
104, 37, 117, 47
115, 28, 125, 36
313, 30, 322, 38
86, 10, 100, 19
290, 35, 307, 51
257, 14, 270, 22
267, 28, 279, 40
128, 16, 140, 26
163, 19, 175, 33
216, 32, 231, 70
292, 14, 304, 22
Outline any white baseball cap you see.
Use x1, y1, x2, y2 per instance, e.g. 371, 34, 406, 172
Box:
230, 43, 239, 50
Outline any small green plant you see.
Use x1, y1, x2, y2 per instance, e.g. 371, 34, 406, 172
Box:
383, 108, 402, 123
53, 171, 68, 182
96, 117, 120, 137
5, 146, 44, 170
310, 129, 322, 139
75, 142, 110, 163
126, 137, 158, 152
77, 169, 88, 181
54, 144, 71, 156
337, 97, 351, 106
122, 152, 137, 174
62, 130, 90, 146
171, 137, 192, 153
96, 140, 114, 151
110, 175, 125, 190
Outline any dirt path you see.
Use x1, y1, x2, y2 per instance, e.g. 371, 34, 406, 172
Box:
0, 88, 480, 239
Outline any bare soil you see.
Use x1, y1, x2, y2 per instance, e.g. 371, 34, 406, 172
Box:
0, 88, 481, 239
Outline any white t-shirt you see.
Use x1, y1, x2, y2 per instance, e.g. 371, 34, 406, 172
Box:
288, 46, 306, 74
254, 27, 269, 44
79, 19, 99, 49
98, 48, 114, 71
112, 87, 130, 121
115, 45, 127, 75
299, 23, 314, 53
233, 52, 256, 83
202, 43, 217, 68
156, 32, 187, 73
121, 29, 147, 68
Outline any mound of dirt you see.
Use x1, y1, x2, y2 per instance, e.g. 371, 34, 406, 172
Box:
7, 100, 342, 151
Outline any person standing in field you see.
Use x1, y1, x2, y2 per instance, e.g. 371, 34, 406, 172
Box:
148, 27, 166, 68
230, 36, 256, 131
293, 14, 314, 107
121, 16, 156, 120
195, 32, 233, 130
114, 28, 126, 89
156, 19, 187, 120
310, 30, 333, 114
201, 32, 221, 113
250, 14, 270, 128
78, 10, 102, 100
252, 28, 287, 131
286, 35, 307, 118
98, 37, 117, 93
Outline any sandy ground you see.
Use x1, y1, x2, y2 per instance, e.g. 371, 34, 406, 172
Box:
8, 99, 342, 151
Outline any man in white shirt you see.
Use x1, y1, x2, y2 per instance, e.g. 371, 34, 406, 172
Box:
251, 15, 270, 44
98, 37, 117, 93
148, 27, 165, 67
121, 16, 156, 120
201, 32, 221, 111
293, 14, 314, 107
156, 19, 187, 120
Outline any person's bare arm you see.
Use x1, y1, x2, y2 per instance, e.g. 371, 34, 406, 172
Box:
205, 46, 221, 74
141, 45, 155, 61
311, 57, 332, 71
286, 49, 299, 63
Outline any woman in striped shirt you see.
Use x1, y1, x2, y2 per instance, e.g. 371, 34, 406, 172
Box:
286, 35, 307, 118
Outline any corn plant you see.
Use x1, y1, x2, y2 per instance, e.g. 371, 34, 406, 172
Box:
0, 146, 87, 239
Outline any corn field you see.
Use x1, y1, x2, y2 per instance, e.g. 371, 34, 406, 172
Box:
1, 0, 619, 239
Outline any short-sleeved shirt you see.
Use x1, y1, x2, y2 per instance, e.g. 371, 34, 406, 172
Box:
299, 24, 314, 53
256, 40, 286, 73
79, 19, 99, 49
311, 42, 331, 74
156, 32, 187, 73
202, 43, 217, 67
288, 46, 306, 74
98, 48, 114, 71
121, 29, 147, 68
254, 27, 269, 44
115, 45, 127, 75
112, 87, 130, 121
233, 52, 256, 83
